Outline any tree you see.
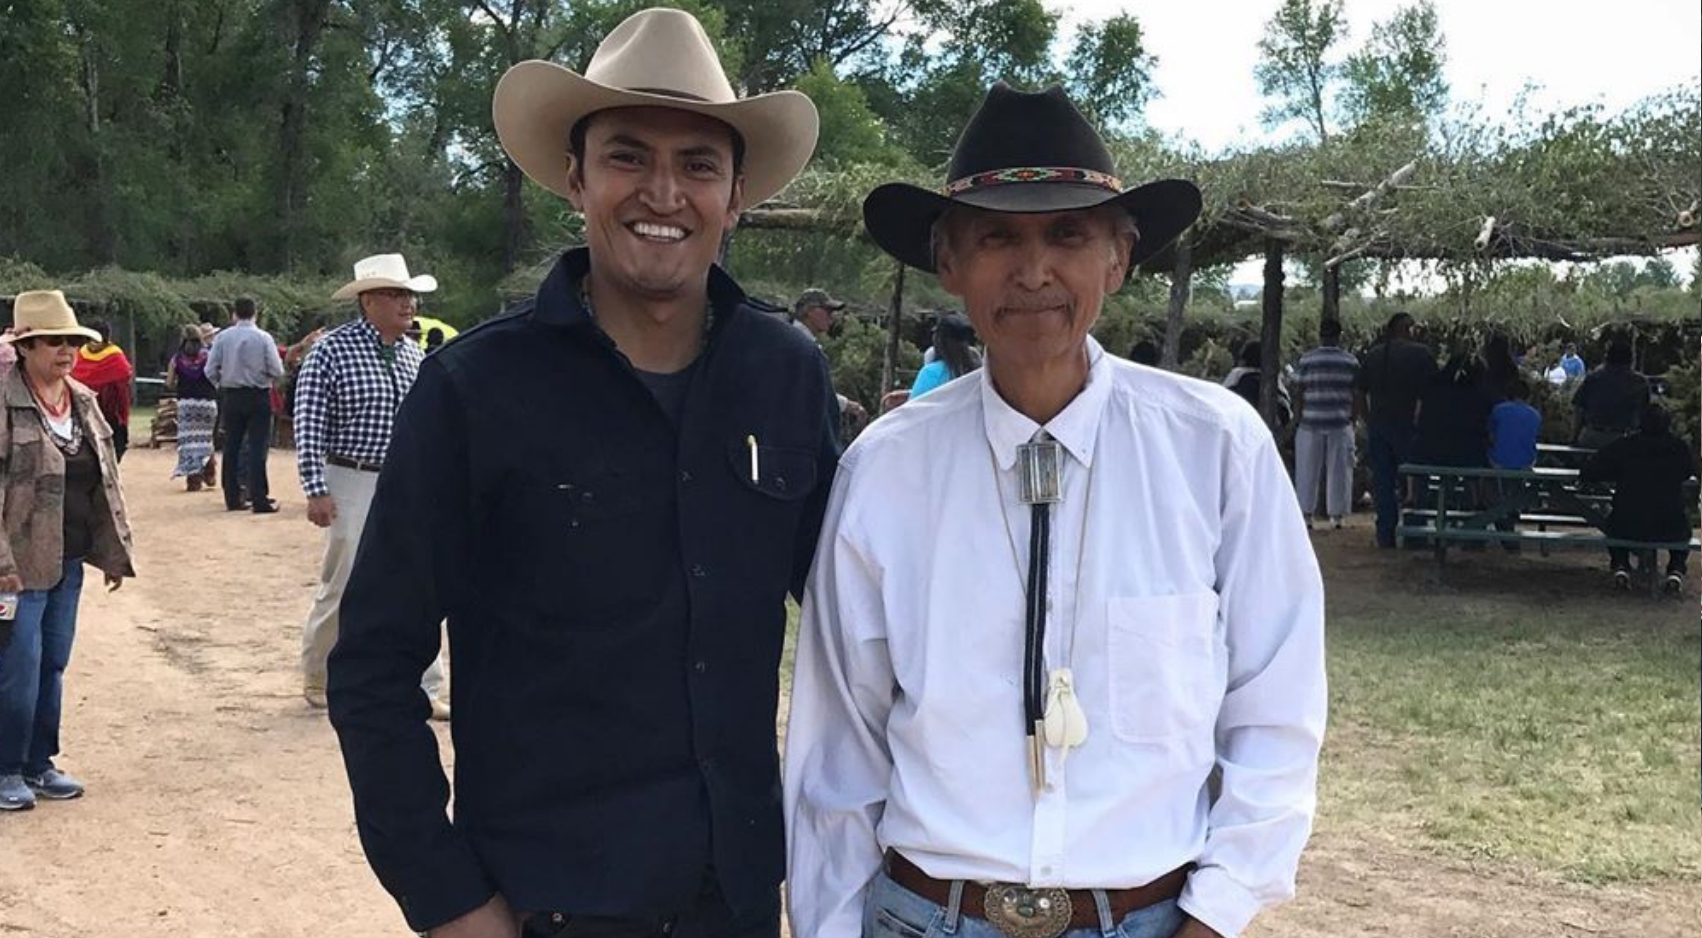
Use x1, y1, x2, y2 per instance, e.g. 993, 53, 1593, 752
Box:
1340, 0, 1448, 128
1063, 14, 1157, 130
1254, 0, 1344, 142
714, 0, 910, 94
792, 59, 901, 167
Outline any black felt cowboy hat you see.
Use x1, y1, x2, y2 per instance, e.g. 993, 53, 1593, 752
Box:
863, 83, 1202, 273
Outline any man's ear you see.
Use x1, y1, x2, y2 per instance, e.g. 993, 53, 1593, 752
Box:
724, 174, 746, 227
1106, 233, 1137, 291
565, 156, 585, 211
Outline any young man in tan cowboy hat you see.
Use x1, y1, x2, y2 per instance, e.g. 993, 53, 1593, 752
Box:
327, 9, 838, 938
292, 254, 448, 718
785, 84, 1326, 938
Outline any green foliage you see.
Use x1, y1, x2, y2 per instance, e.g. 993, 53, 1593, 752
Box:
1063, 14, 1157, 130
793, 60, 902, 167
1254, 0, 1345, 141
1340, 0, 1448, 128
819, 313, 921, 404
1663, 352, 1699, 456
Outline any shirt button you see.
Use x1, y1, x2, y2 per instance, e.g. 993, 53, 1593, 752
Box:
690, 564, 707, 578
693, 660, 708, 673
774, 475, 787, 491
680, 470, 693, 483
700, 757, 715, 772
1040, 866, 1052, 876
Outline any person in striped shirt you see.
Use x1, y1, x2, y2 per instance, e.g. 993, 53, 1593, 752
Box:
1292, 318, 1360, 528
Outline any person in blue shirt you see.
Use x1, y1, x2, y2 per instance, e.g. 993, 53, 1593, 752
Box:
1488, 379, 1542, 470
1559, 343, 1586, 380
908, 312, 980, 399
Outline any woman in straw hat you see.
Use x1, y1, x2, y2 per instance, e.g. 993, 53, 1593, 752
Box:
0, 290, 135, 812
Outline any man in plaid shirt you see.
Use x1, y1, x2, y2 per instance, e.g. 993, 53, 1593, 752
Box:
294, 253, 448, 717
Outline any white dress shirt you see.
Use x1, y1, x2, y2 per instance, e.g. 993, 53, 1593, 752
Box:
784, 338, 1326, 938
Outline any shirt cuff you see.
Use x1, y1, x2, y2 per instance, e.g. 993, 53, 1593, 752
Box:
1177, 866, 1264, 938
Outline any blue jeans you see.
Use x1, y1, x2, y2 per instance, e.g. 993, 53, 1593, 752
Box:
863, 872, 1185, 938
0, 557, 85, 775
1367, 420, 1416, 547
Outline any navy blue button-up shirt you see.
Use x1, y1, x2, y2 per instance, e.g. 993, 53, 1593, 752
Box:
327, 249, 842, 932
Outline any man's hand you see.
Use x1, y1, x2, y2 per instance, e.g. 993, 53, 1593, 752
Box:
104, 574, 123, 592
0, 574, 21, 593
1172, 917, 1225, 938
428, 895, 521, 938
306, 495, 337, 529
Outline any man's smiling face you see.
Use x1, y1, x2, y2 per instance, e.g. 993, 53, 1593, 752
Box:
568, 107, 744, 304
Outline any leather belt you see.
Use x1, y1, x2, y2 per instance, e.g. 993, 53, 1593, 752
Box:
326, 454, 382, 473
883, 851, 1190, 938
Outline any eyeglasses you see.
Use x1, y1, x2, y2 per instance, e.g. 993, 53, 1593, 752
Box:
24, 335, 87, 348
366, 289, 417, 302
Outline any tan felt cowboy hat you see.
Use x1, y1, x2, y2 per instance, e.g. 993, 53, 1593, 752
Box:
492, 7, 819, 207
331, 254, 439, 301
3, 290, 101, 344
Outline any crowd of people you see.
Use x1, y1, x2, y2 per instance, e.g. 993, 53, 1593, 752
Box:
0, 10, 1687, 938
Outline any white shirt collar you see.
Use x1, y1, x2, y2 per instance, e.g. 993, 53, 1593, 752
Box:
980, 336, 1113, 470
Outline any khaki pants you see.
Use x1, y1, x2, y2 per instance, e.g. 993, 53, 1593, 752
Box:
1294, 424, 1355, 519
301, 464, 446, 698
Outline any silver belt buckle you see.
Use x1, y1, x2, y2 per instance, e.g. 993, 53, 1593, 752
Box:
983, 884, 1072, 938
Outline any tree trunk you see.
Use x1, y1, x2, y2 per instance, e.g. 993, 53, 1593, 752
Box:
1259, 239, 1286, 430
500, 160, 527, 274
276, 0, 332, 273
1321, 263, 1341, 326
1162, 239, 1192, 370
881, 262, 906, 394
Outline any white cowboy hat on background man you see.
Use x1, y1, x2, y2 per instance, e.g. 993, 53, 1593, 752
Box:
2, 290, 102, 344
331, 254, 439, 301
492, 7, 819, 207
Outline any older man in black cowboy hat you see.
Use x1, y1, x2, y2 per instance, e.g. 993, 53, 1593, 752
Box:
327, 9, 841, 938
785, 85, 1326, 938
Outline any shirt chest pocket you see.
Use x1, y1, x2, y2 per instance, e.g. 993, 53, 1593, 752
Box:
724, 440, 816, 503
1105, 592, 1223, 742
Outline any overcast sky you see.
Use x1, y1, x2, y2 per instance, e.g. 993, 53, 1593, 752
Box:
1046, 0, 1702, 152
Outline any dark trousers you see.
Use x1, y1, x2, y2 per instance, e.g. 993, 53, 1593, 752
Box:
521, 882, 777, 938
112, 424, 128, 462
1608, 548, 1689, 576
219, 388, 272, 510
1367, 420, 1416, 547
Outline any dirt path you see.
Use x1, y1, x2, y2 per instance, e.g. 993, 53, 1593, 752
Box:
0, 447, 1693, 937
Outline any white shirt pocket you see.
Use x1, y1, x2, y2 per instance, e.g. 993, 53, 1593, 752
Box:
1106, 592, 1223, 742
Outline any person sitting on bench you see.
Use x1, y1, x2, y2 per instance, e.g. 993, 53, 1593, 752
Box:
1580, 403, 1696, 594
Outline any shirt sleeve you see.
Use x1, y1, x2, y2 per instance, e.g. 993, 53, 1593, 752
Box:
264, 336, 286, 380
205, 338, 223, 386
326, 357, 495, 932
792, 350, 845, 603
292, 342, 334, 498
1177, 426, 1327, 938
784, 460, 896, 938
909, 361, 948, 399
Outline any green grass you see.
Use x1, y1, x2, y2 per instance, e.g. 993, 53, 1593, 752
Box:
1320, 592, 1701, 882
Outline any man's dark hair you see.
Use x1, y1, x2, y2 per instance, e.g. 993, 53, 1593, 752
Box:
569, 112, 746, 181
233, 297, 258, 320
1385, 312, 1414, 339
1319, 318, 1342, 343
1606, 340, 1633, 366
425, 327, 445, 350
1127, 340, 1159, 366
88, 319, 113, 343
1238, 341, 1263, 369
